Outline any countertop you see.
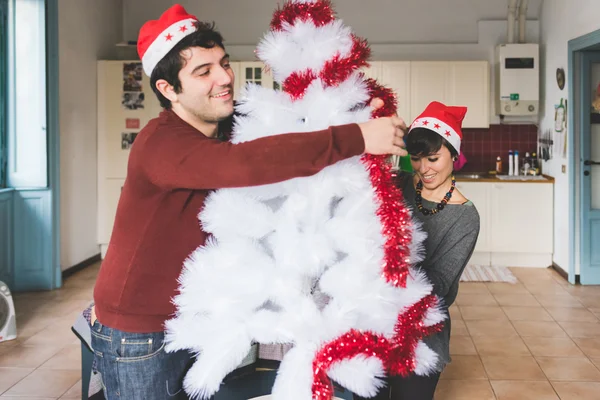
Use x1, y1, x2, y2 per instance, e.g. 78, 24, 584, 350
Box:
455, 174, 555, 183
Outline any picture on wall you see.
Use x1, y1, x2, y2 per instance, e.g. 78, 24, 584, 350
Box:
123, 62, 143, 91
121, 132, 138, 150
122, 92, 145, 110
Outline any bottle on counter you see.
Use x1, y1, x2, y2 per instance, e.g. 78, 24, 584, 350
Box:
523, 152, 531, 176
508, 150, 514, 176
496, 156, 502, 174
531, 152, 540, 175
514, 151, 520, 176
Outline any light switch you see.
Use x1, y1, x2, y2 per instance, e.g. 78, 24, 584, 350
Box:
562, 165, 566, 173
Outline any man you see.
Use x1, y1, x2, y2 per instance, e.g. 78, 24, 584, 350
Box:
91, 4, 407, 399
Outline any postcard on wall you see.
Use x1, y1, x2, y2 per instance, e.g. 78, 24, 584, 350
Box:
126, 118, 140, 129
122, 92, 145, 110
123, 62, 143, 91
121, 132, 138, 150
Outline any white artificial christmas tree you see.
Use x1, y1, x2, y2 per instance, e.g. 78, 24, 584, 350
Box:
165, 1, 445, 399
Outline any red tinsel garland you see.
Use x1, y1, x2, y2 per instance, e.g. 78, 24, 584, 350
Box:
283, 35, 372, 100
273, 2, 441, 399
271, 0, 336, 31
311, 296, 444, 400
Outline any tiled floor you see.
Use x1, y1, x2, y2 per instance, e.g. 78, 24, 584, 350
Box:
1, 264, 600, 399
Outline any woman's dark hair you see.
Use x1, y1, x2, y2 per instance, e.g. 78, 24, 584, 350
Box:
405, 127, 459, 159
150, 21, 225, 109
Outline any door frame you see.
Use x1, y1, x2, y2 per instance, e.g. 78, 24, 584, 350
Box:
568, 28, 600, 284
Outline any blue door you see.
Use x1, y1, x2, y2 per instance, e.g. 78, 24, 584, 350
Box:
580, 52, 600, 284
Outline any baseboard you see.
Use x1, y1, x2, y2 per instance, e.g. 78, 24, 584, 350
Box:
551, 263, 568, 280
62, 253, 101, 279
551, 262, 580, 284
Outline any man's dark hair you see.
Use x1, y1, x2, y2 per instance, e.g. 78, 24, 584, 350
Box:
150, 21, 225, 109
405, 127, 459, 159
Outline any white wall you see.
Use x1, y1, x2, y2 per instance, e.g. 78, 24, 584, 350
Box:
122, 0, 542, 45
540, 0, 600, 275
59, 0, 123, 270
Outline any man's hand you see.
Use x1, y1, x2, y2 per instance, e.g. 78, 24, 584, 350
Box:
359, 115, 408, 156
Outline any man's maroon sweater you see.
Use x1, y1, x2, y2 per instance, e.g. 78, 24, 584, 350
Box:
93, 109, 365, 332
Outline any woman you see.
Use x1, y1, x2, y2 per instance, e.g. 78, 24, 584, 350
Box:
357, 101, 480, 400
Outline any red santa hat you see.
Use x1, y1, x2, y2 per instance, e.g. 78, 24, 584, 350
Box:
408, 101, 467, 154
137, 4, 199, 76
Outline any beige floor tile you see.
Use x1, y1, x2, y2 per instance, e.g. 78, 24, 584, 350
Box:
576, 295, 600, 309
0, 397, 57, 400
524, 282, 570, 296
434, 379, 495, 400
551, 382, 600, 400
572, 337, 600, 358
501, 306, 553, 322
0, 345, 64, 369
522, 337, 584, 357
450, 319, 470, 336
472, 336, 531, 356
39, 344, 81, 370
456, 293, 499, 306
14, 313, 59, 339
534, 295, 584, 308
21, 321, 78, 347
558, 321, 600, 338
449, 336, 478, 356
545, 307, 599, 323
3, 369, 80, 397
493, 294, 541, 307
486, 282, 529, 294
480, 356, 546, 380
536, 357, 600, 381
0, 367, 34, 393
448, 305, 462, 321
490, 380, 559, 400
58, 379, 82, 399
459, 306, 508, 321
439, 355, 488, 380
465, 320, 518, 337
592, 358, 600, 370
510, 268, 556, 284
458, 282, 491, 294
0, 340, 19, 356
511, 321, 568, 338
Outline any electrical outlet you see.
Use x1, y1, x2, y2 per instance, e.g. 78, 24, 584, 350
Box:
562, 165, 566, 173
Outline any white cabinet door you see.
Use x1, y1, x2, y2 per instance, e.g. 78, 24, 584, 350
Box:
97, 61, 162, 179
455, 182, 491, 253
490, 183, 553, 254
97, 178, 126, 246
362, 61, 382, 81
410, 62, 450, 121
236, 62, 277, 100
380, 62, 411, 123
447, 61, 490, 128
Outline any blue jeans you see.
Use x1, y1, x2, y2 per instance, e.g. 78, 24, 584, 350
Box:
90, 321, 194, 400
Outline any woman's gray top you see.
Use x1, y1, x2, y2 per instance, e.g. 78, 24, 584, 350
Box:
398, 172, 481, 370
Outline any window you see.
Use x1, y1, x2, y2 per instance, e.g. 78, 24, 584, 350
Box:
0, 0, 7, 188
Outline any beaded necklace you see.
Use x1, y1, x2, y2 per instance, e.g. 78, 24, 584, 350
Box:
415, 176, 456, 216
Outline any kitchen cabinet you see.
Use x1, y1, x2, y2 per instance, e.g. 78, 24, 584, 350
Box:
232, 60, 488, 127
455, 182, 491, 265
410, 61, 489, 128
97, 61, 163, 257
455, 179, 553, 267
233, 61, 277, 100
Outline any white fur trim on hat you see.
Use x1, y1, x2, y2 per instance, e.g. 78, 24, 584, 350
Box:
410, 117, 461, 154
142, 18, 197, 76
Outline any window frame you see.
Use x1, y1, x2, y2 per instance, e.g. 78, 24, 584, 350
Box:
0, 0, 7, 188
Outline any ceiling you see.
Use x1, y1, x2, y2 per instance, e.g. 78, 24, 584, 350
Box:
123, 0, 545, 44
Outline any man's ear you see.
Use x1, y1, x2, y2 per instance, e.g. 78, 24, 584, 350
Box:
156, 79, 178, 103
